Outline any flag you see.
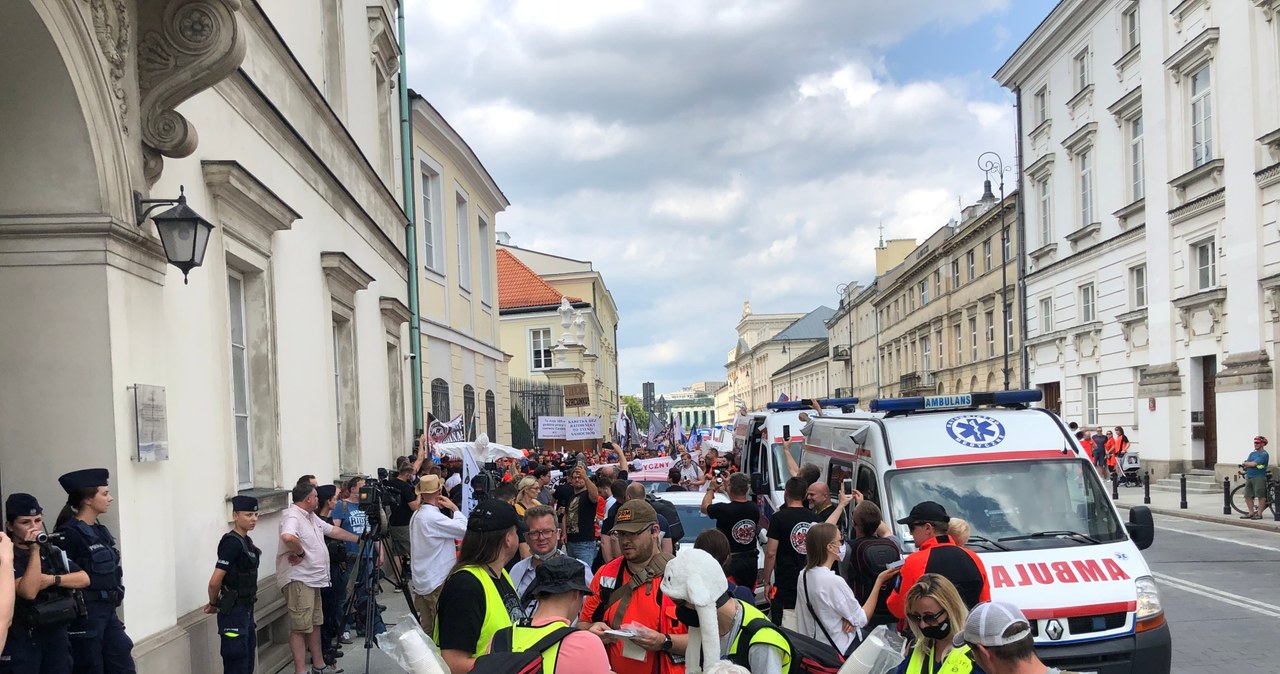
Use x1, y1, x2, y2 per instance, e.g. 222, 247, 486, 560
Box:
672, 414, 684, 447
648, 414, 663, 448
428, 413, 466, 444
615, 405, 628, 446
689, 426, 701, 451
777, 393, 790, 403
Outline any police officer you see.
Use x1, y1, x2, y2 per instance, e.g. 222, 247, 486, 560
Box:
2, 493, 90, 673
204, 495, 260, 674
54, 468, 135, 674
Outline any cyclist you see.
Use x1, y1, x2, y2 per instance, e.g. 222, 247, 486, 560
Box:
1242, 436, 1271, 520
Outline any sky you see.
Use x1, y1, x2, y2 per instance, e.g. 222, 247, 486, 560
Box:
404, 0, 1061, 397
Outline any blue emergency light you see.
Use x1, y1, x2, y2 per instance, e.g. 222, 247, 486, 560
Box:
765, 396, 860, 411
868, 389, 1042, 413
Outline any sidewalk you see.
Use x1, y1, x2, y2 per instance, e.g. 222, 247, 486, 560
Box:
1110, 481, 1280, 532
318, 591, 421, 674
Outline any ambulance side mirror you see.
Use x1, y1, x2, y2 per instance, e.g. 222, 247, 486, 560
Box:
850, 426, 871, 445
1125, 506, 1154, 550
750, 472, 766, 496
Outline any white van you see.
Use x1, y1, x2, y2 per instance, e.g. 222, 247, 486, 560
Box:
797, 390, 1170, 674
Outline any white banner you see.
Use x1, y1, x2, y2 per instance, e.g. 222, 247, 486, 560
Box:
566, 416, 601, 440
460, 445, 482, 518
537, 416, 568, 440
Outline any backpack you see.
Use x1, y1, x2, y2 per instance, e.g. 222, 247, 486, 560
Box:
470, 624, 576, 674
647, 495, 684, 542
850, 537, 901, 619
733, 617, 845, 674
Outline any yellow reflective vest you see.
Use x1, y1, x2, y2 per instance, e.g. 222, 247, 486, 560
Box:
504, 621, 568, 674
728, 600, 793, 674
432, 565, 517, 658
903, 643, 974, 674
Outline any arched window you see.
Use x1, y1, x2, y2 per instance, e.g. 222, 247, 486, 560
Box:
485, 390, 497, 440
463, 385, 476, 440
431, 378, 450, 422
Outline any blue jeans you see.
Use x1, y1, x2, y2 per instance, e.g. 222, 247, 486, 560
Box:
566, 540, 598, 569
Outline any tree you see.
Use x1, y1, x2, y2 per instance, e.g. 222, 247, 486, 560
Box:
511, 406, 534, 449
621, 395, 649, 430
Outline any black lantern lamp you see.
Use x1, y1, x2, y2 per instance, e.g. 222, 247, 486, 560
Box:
134, 185, 214, 284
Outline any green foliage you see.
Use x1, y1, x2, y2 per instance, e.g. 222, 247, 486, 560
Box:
621, 395, 649, 429
511, 406, 534, 449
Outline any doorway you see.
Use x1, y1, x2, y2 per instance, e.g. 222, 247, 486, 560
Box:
1201, 356, 1217, 466
1040, 382, 1061, 418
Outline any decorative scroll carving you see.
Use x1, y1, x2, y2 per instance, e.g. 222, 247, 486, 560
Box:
87, 0, 131, 133
137, 0, 246, 184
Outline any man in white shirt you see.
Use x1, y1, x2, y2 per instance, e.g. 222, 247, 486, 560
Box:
444, 467, 463, 495
509, 505, 591, 615
408, 474, 466, 633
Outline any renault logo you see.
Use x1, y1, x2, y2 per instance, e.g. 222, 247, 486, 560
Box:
1045, 619, 1064, 641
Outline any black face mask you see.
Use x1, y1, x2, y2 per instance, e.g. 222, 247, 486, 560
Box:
920, 621, 951, 641
675, 591, 732, 627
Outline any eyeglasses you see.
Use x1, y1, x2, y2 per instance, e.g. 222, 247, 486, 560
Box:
527, 529, 557, 539
906, 609, 948, 625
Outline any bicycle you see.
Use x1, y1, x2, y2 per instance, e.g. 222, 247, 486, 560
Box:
1228, 467, 1280, 517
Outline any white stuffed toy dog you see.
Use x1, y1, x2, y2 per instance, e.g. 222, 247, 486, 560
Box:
660, 548, 730, 673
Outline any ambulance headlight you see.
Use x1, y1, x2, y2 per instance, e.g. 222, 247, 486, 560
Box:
1135, 575, 1163, 621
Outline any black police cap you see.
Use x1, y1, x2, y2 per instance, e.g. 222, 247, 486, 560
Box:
58, 468, 110, 494
5, 493, 42, 521
230, 495, 259, 513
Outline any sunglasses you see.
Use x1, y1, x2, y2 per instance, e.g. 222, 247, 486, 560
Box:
906, 610, 948, 625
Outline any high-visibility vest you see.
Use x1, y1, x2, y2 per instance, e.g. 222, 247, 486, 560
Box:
903, 643, 974, 674
505, 621, 569, 674
727, 601, 793, 674
432, 565, 516, 657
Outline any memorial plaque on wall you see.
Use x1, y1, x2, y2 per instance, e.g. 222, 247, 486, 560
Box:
134, 384, 169, 462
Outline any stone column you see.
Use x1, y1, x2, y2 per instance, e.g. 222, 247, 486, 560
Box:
1136, 363, 1186, 480
1214, 351, 1275, 479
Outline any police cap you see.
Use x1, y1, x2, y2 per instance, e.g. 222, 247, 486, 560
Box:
316, 485, 337, 503
58, 468, 110, 493
4, 493, 42, 521
230, 495, 259, 513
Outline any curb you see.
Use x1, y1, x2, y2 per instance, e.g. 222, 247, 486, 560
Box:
1116, 504, 1280, 533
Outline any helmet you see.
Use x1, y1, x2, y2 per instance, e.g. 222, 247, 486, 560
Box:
1254, 436, 1269, 446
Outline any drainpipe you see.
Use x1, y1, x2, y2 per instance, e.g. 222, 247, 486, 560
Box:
397, 3, 423, 436
1013, 87, 1030, 390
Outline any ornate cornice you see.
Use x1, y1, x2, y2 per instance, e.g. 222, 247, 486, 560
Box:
321, 251, 374, 310
87, 0, 131, 133
137, 0, 247, 184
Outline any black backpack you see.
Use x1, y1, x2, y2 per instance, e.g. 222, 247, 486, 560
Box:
852, 537, 900, 589
647, 495, 684, 542
470, 625, 576, 674
732, 617, 845, 674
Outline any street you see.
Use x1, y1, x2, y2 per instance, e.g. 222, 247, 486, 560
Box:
1144, 513, 1280, 673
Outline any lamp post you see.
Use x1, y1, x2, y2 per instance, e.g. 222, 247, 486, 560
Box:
837, 282, 854, 396
134, 185, 214, 284
978, 151, 1011, 390
781, 341, 793, 398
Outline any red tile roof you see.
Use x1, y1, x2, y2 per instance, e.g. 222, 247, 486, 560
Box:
497, 248, 582, 310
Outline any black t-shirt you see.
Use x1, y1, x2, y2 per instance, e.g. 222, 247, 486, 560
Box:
601, 501, 622, 536
815, 504, 848, 533
565, 489, 597, 543
707, 500, 761, 554
553, 484, 575, 511
435, 568, 525, 653
767, 506, 819, 599
387, 477, 417, 526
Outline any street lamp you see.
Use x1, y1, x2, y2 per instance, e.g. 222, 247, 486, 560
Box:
978, 151, 1012, 390
837, 282, 855, 396
134, 185, 214, 284
781, 342, 793, 398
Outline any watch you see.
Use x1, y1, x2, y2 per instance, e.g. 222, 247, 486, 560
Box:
660, 635, 673, 652
53, 575, 61, 587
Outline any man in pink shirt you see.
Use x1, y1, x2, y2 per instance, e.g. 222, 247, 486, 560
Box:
278, 482, 359, 674
485, 555, 614, 673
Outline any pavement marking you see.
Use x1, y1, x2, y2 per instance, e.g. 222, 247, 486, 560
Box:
1153, 521, 1280, 553
1153, 572, 1280, 618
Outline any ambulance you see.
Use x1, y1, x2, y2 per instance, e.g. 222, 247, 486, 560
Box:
791, 390, 1169, 673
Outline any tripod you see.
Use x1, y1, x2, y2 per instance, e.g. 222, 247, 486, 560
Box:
342, 503, 413, 674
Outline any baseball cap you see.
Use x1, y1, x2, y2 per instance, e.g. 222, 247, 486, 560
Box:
611, 499, 658, 534
521, 555, 591, 604
416, 474, 443, 494
896, 501, 951, 525
953, 600, 1032, 648
467, 498, 519, 533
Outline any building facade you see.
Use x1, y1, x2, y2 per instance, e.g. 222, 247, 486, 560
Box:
724, 304, 835, 410
1, 1, 413, 671
769, 340, 832, 402
997, 0, 1280, 477
410, 93, 510, 443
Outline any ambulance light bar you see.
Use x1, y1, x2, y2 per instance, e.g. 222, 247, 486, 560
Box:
765, 396, 860, 411
868, 389, 1042, 413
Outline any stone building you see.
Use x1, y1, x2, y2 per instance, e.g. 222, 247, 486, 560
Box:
724, 303, 834, 410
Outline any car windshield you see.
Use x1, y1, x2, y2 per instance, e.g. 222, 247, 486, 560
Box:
886, 459, 1125, 551
770, 442, 800, 490
673, 504, 716, 544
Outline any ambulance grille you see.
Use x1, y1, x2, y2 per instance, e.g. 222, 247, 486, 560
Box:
1067, 612, 1127, 634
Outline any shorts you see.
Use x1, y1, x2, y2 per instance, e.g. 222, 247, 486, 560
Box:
1244, 475, 1269, 499
412, 586, 443, 633
283, 581, 323, 633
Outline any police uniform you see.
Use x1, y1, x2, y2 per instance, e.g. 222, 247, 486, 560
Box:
213, 495, 260, 674
2, 493, 83, 674
54, 469, 136, 674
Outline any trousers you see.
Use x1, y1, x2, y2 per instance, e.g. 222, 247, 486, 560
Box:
67, 601, 135, 674
217, 605, 256, 674
0, 624, 73, 674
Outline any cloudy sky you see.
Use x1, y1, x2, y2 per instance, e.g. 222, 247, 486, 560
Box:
405, 0, 1059, 397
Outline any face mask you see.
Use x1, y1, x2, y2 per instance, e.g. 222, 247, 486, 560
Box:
835, 544, 847, 563
919, 621, 951, 641
675, 603, 701, 627
531, 548, 561, 562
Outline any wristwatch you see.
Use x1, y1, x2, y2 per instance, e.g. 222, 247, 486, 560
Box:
660, 635, 673, 652
53, 575, 61, 587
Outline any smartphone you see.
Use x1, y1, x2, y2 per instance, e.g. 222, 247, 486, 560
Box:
842, 478, 854, 493
887, 558, 906, 570
782, 424, 791, 441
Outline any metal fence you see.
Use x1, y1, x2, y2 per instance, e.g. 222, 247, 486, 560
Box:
510, 378, 564, 438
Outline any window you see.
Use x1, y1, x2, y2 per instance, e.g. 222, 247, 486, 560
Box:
1131, 265, 1147, 308
920, 279, 929, 306
1129, 116, 1145, 201
1078, 149, 1094, 226
1079, 284, 1095, 322
1005, 302, 1015, 354
1073, 48, 1090, 91
1033, 87, 1048, 125
331, 316, 358, 471
934, 270, 942, 296
463, 385, 476, 441
922, 336, 932, 372
1190, 64, 1213, 168
983, 239, 993, 271
935, 329, 944, 369
486, 390, 497, 440
969, 317, 978, 362
1040, 297, 1054, 334
1193, 239, 1216, 290
1122, 6, 1140, 51
1037, 176, 1052, 245
430, 378, 450, 422
1083, 374, 1099, 425
951, 260, 960, 288
985, 310, 996, 357
953, 323, 963, 365
455, 194, 471, 290
227, 273, 253, 490
531, 328, 553, 370
478, 214, 493, 305
1003, 230, 1012, 262
966, 251, 976, 280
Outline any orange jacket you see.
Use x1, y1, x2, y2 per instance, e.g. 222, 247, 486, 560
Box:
579, 557, 687, 674
887, 535, 991, 619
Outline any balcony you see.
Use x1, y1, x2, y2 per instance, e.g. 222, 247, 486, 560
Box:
900, 371, 938, 395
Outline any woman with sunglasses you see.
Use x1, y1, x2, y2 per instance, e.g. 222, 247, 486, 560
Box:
514, 477, 542, 517
894, 573, 984, 674
796, 523, 899, 659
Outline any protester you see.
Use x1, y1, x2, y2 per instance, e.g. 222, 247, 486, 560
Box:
894, 574, 979, 674
701, 473, 761, 588
5, 493, 89, 672
515, 476, 542, 516
848, 501, 902, 630
315, 485, 347, 668
666, 466, 689, 492
533, 466, 555, 507
205, 495, 260, 674
562, 466, 599, 567
509, 506, 591, 615
795, 523, 898, 657
887, 501, 990, 621
55, 468, 135, 674
408, 475, 466, 632
385, 456, 422, 580
947, 518, 971, 546
954, 601, 1068, 674
434, 498, 525, 674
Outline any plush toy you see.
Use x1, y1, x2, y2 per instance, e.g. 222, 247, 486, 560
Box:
660, 548, 729, 673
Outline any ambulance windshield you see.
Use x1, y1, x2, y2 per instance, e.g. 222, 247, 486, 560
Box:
886, 458, 1126, 551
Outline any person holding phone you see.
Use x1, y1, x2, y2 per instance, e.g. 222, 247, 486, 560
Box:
701, 473, 761, 588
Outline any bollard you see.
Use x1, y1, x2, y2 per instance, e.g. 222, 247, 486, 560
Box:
1112, 471, 1120, 500
1180, 473, 1188, 510
1143, 471, 1151, 505
1223, 476, 1231, 515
